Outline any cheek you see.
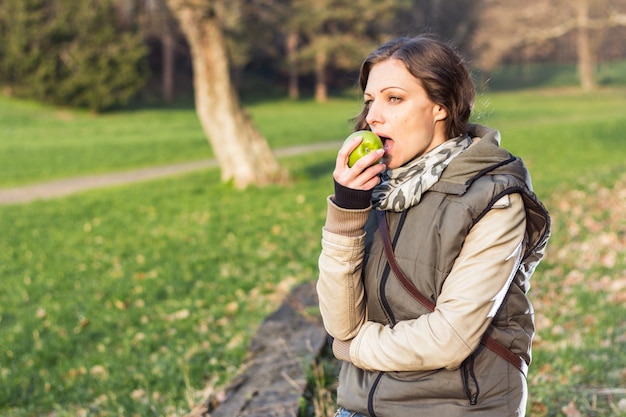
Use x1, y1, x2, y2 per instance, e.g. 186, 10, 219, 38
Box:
393, 114, 414, 133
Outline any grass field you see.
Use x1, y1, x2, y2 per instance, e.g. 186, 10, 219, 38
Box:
0, 96, 358, 187
1, 85, 626, 416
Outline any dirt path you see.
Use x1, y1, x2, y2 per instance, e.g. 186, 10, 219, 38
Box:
0, 141, 341, 205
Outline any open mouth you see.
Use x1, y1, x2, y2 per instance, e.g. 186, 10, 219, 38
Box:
378, 135, 392, 153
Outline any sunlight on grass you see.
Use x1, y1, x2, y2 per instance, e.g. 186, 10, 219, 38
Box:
473, 88, 626, 197
0, 162, 333, 415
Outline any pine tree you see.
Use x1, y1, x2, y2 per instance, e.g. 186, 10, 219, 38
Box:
0, 0, 148, 111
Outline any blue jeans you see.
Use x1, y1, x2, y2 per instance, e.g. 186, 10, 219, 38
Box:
334, 407, 368, 417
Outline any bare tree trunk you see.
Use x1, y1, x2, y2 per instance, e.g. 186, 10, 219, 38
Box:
165, 0, 289, 189
576, 0, 597, 91
286, 31, 299, 100
314, 50, 327, 103
112, 0, 134, 28
162, 22, 175, 103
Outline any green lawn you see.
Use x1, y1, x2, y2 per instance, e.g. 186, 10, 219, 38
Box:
0, 158, 334, 416
0, 96, 357, 187
1, 87, 625, 416
472, 88, 626, 196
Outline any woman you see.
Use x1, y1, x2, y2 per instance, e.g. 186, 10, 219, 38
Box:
317, 35, 551, 417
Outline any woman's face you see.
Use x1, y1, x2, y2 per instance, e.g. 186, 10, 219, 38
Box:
364, 58, 448, 169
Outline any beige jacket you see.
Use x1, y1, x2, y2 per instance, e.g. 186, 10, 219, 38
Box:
319, 192, 525, 371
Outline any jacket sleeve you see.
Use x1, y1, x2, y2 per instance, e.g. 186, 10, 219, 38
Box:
316, 196, 371, 340
346, 193, 527, 372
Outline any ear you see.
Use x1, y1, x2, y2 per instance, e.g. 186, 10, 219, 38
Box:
433, 104, 448, 122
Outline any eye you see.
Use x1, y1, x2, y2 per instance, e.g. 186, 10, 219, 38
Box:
389, 96, 401, 103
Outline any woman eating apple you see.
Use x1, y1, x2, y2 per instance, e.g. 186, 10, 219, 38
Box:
317, 34, 551, 417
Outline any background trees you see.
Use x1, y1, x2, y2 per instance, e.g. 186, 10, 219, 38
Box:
3, 0, 623, 108
0, 0, 626, 111
0, 0, 148, 111
2, 0, 625, 108
473, 0, 626, 91
286, 0, 411, 102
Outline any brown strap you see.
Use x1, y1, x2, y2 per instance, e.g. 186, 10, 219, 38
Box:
375, 210, 528, 377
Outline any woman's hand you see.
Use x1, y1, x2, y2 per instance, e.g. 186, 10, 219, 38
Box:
334, 136, 386, 191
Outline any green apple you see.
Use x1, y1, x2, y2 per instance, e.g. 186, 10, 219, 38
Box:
344, 130, 384, 168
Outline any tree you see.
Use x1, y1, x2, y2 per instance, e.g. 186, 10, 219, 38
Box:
132, 0, 181, 103
164, 0, 289, 189
406, 0, 479, 54
0, 0, 148, 111
473, 0, 626, 91
240, 0, 304, 99
288, 0, 411, 102
239, 0, 413, 102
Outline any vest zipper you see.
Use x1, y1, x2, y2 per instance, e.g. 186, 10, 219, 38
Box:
461, 354, 480, 406
379, 262, 395, 325
367, 371, 384, 417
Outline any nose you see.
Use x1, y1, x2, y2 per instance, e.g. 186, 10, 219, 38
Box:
365, 100, 383, 126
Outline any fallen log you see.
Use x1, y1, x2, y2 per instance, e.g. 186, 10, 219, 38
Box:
187, 281, 328, 417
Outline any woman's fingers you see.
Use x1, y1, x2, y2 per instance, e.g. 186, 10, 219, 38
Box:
334, 146, 385, 191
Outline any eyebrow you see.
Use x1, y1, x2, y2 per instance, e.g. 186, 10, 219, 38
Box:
364, 86, 408, 96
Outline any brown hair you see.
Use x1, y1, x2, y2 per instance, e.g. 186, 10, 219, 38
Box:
354, 35, 475, 139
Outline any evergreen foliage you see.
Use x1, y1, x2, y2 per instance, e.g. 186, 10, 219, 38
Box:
0, 0, 148, 112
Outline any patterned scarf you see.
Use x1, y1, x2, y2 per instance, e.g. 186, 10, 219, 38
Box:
372, 135, 472, 212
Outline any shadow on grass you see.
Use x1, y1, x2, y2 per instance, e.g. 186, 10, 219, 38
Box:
476, 60, 626, 92
302, 161, 335, 181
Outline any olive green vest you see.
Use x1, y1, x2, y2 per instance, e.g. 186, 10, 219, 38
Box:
337, 130, 551, 416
